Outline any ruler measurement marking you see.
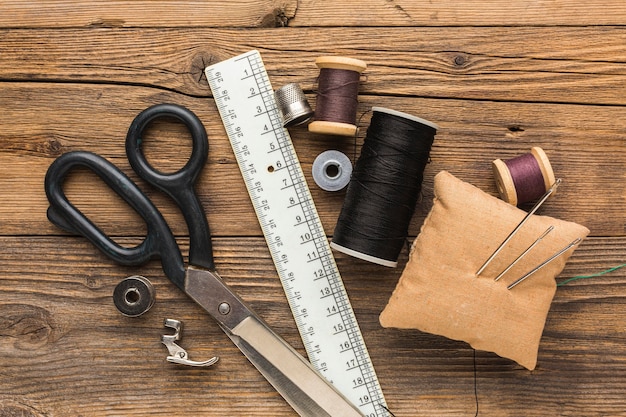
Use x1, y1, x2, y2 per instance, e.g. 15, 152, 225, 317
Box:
207, 50, 387, 417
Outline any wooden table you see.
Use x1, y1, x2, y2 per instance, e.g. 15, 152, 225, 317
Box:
1, 2, 625, 416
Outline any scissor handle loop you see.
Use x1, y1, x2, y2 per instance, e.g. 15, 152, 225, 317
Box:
45, 151, 187, 289
125, 103, 215, 271
126, 103, 207, 190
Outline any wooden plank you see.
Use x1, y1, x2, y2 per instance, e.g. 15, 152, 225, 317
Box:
1, 0, 626, 28
1, 82, 624, 237
0, 236, 624, 416
0, 0, 299, 28
290, 0, 626, 27
1, 27, 626, 105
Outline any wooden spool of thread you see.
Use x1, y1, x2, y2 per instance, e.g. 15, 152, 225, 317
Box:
492, 147, 556, 206
308, 56, 367, 137
331, 107, 438, 267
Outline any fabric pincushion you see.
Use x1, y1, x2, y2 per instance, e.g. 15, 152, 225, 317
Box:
379, 171, 589, 370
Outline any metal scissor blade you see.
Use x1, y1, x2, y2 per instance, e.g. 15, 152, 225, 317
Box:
184, 267, 363, 417
226, 316, 363, 417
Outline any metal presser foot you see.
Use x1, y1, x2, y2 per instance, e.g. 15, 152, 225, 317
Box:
161, 318, 219, 367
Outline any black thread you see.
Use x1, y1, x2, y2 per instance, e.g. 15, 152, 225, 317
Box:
473, 349, 479, 417
381, 403, 398, 416
332, 108, 437, 266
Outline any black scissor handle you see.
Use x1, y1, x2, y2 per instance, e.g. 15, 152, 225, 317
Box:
125, 103, 215, 271
45, 151, 187, 289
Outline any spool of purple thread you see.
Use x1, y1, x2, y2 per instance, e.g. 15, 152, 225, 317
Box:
308, 56, 367, 137
492, 147, 556, 206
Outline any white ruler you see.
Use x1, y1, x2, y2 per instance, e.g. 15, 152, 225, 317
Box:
206, 50, 388, 417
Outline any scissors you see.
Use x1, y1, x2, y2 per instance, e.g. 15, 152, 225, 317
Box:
44, 103, 363, 417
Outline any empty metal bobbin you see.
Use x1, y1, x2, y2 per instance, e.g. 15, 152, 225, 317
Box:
275, 83, 314, 127
113, 275, 156, 317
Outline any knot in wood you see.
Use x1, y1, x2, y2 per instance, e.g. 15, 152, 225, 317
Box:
453, 54, 468, 67
0, 304, 58, 352
259, 8, 293, 27
189, 51, 214, 86
46, 138, 64, 156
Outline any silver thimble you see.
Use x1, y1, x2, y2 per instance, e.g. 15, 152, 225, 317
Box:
274, 83, 313, 127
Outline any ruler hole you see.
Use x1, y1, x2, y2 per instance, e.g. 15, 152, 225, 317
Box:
267, 165, 275, 173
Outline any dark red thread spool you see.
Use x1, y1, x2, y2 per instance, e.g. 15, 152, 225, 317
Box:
308, 56, 367, 137
492, 147, 556, 206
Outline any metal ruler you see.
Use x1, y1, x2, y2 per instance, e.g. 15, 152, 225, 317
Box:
206, 50, 387, 417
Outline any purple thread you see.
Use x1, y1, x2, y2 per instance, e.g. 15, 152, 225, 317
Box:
314, 68, 360, 125
504, 153, 546, 204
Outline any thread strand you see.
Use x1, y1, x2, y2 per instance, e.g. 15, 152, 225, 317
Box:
557, 263, 626, 286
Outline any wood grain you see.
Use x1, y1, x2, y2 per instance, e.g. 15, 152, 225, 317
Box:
1, 83, 625, 237
1, 1, 625, 27
0, 236, 624, 416
1, 1, 626, 416
2, 27, 626, 105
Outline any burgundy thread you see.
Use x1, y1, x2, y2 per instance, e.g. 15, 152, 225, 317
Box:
314, 68, 360, 125
504, 153, 546, 204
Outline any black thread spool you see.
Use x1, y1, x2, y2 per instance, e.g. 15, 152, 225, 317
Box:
330, 107, 438, 267
308, 56, 367, 137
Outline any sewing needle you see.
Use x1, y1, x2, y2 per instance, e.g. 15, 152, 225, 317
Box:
476, 178, 562, 276
507, 237, 582, 290
494, 225, 554, 282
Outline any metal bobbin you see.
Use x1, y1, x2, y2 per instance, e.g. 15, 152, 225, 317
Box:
113, 275, 156, 317
312, 150, 352, 192
275, 83, 314, 127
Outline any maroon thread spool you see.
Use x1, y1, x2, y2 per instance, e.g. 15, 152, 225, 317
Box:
308, 56, 367, 137
492, 147, 556, 206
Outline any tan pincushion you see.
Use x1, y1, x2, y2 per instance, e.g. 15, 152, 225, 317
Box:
379, 171, 589, 369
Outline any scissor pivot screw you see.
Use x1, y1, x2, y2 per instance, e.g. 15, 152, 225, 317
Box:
218, 302, 231, 315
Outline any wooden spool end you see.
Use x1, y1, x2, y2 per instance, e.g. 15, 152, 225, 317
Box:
530, 146, 556, 192
308, 120, 358, 137
492, 158, 518, 205
315, 56, 367, 73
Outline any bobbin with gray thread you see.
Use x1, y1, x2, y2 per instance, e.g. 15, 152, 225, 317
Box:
275, 83, 314, 127
113, 275, 156, 317
312, 150, 353, 191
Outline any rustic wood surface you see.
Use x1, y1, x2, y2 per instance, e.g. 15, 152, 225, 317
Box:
1, 1, 625, 416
